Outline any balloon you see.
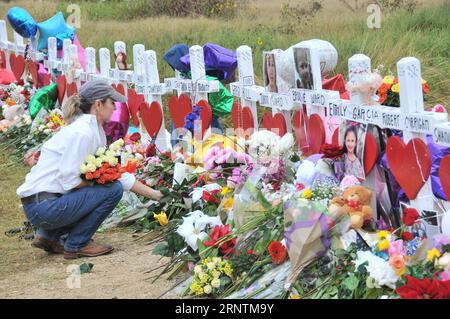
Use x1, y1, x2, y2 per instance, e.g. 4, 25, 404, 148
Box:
37, 12, 75, 51
29, 83, 58, 119
442, 210, 450, 236
7, 7, 38, 38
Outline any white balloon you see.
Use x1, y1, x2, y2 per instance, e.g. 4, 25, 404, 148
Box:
441, 210, 450, 236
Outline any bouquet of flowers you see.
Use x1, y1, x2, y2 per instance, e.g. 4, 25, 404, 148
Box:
377, 75, 429, 107
187, 257, 233, 297
80, 139, 126, 185
0, 81, 34, 116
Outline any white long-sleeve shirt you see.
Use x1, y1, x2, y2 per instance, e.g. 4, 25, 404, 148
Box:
17, 114, 136, 198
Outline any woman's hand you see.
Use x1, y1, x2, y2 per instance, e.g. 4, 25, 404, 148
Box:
130, 180, 162, 201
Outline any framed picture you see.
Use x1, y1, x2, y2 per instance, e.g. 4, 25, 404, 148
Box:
293, 47, 314, 90
263, 51, 278, 93
336, 121, 368, 182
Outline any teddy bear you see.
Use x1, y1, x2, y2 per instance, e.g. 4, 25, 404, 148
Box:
329, 186, 373, 229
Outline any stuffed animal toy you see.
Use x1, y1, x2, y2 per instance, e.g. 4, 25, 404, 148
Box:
347, 72, 383, 105
329, 186, 373, 229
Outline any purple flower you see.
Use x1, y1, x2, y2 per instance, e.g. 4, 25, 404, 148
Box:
376, 218, 390, 231
432, 234, 450, 252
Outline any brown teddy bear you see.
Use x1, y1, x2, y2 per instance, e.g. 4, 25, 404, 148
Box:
329, 186, 373, 229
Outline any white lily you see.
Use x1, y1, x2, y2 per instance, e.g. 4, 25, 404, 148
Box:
176, 210, 222, 251
190, 183, 222, 203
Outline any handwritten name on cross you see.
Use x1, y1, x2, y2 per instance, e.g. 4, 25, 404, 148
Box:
229, 45, 264, 130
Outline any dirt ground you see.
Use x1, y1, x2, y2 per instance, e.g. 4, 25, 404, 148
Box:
0, 154, 185, 299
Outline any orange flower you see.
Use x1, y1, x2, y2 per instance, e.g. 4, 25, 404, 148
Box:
85, 172, 94, 180
389, 255, 406, 275
422, 83, 429, 94
93, 170, 101, 179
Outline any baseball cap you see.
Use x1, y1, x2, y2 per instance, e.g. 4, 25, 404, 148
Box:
79, 80, 127, 103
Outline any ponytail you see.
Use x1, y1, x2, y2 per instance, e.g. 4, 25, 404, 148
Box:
62, 94, 93, 124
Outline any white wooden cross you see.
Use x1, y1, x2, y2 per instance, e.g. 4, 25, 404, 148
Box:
130, 44, 169, 151
44, 37, 60, 73
346, 54, 378, 215
397, 57, 447, 215
229, 45, 264, 132
141, 49, 169, 151
79, 46, 96, 82
326, 56, 447, 218
258, 49, 293, 135
98, 47, 112, 81
290, 44, 340, 142
109, 41, 134, 85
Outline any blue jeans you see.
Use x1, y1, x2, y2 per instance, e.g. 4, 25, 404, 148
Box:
22, 181, 123, 252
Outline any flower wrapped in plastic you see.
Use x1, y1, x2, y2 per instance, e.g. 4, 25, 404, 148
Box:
283, 197, 350, 288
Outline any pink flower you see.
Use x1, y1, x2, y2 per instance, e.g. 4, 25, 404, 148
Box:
388, 240, 406, 257
438, 269, 450, 281
339, 175, 360, 189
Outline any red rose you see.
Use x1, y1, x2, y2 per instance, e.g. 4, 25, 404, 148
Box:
320, 143, 345, 160
402, 231, 413, 241
204, 224, 235, 255
268, 241, 287, 265
403, 208, 420, 226
202, 190, 219, 204
129, 132, 141, 143
396, 276, 450, 299
145, 144, 156, 158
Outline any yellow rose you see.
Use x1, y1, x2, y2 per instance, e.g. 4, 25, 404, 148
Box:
95, 158, 103, 168
377, 230, 390, 241
222, 197, 234, 210
382, 75, 395, 85
301, 188, 313, 199
80, 164, 88, 174
211, 278, 220, 288
153, 212, 168, 226
194, 265, 203, 274
106, 150, 116, 158
427, 248, 441, 262
391, 83, 399, 93
85, 154, 96, 164
377, 239, 390, 251
211, 270, 221, 279
86, 163, 97, 173
221, 187, 229, 196
203, 285, 212, 295
96, 147, 106, 157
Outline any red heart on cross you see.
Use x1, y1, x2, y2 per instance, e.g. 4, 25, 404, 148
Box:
331, 128, 340, 146
292, 109, 325, 155
386, 136, 432, 200
66, 82, 78, 97
231, 101, 254, 138
364, 132, 379, 176
168, 94, 193, 129
43, 73, 52, 86
27, 60, 39, 86
262, 112, 287, 137
127, 88, 144, 126
9, 53, 25, 80
140, 101, 163, 139
439, 155, 450, 200
56, 74, 67, 105
112, 83, 126, 96
196, 99, 213, 138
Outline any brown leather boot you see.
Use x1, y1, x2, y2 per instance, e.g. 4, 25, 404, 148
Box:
32, 236, 64, 254
64, 242, 114, 259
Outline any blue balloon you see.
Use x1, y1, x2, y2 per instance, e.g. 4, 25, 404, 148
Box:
7, 7, 38, 38
37, 12, 75, 51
